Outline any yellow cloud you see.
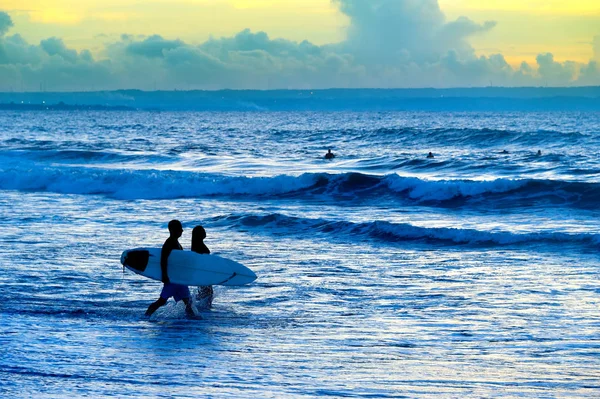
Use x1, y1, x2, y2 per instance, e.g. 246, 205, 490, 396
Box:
29, 9, 83, 24
230, 0, 333, 11
230, 0, 275, 9
1, 0, 136, 24
2, 0, 598, 66
440, 0, 600, 15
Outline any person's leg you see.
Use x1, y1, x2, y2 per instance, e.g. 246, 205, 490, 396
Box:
173, 285, 198, 317
146, 284, 176, 317
206, 286, 213, 308
197, 286, 213, 298
145, 297, 167, 316
182, 298, 199, 317
196, 286, 214, 308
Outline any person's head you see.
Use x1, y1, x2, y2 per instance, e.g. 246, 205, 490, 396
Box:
328, 149, 332, 153
192, 225, 207, 252
168, 219, 183, 238
192, 225, 206, 240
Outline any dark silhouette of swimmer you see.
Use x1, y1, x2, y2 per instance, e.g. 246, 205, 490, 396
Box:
536, 150, 542, 156
145, 220, 197, 317
501, 150, 509, 154
192, 226, 213, 308
427, 152, 434, 159
324, 149, 335, 159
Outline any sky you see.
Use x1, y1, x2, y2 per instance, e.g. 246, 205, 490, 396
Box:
0, 0, 599, 90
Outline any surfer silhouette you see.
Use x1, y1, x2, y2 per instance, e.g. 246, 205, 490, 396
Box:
145, 220, 197, 317
536, 150, 542, 156
192, 225, 213, 308
427, 152, 434, 158
324, 149, 335, 159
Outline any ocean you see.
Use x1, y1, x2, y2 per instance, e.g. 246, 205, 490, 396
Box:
0, 109, 599, 398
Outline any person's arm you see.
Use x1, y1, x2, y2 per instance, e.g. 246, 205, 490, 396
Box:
160, 239, 172, 284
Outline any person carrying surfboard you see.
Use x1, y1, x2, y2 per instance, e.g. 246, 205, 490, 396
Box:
192, 225, 214, 308
145, 220, 198, 317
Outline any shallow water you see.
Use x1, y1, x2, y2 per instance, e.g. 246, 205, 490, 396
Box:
1, 111, 599, 398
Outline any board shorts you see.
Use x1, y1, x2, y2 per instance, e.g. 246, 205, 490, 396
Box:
160, 283, 191, 302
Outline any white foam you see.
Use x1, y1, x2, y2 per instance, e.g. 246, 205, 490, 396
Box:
384, 174, 527, 201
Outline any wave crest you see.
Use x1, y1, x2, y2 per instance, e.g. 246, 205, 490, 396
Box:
212, 213, 600, 248
1, 162, 598, 208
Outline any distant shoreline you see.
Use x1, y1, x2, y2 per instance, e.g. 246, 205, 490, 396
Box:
1, 88, 599, 111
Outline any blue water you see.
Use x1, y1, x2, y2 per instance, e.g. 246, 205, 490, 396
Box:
1, 110, 599, 398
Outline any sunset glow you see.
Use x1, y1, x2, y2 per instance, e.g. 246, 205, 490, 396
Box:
0, 0, 598, 89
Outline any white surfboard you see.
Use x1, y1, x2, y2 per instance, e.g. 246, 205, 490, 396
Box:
120, 248, 257, 286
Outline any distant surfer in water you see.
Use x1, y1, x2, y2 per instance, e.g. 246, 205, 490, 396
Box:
324, 149, 335, 159
145, 220, 197, 317
536, 150, 542, 156
427, 152, 434, 159
192, 225, 213, 308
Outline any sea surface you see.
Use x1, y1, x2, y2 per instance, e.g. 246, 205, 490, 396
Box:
0, 110, 599, 398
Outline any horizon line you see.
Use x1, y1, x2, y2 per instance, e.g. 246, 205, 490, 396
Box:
2, 86, 600, 95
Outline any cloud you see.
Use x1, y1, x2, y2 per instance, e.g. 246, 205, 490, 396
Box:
0, 3, 599, 90
40, 37, 80, 63
333, 0, 495, 65
0, 11, 12, 37
126, 35, 184, 58
440, 17, 496, 44
579, 61, 600, 86
536, 53, 578, 83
